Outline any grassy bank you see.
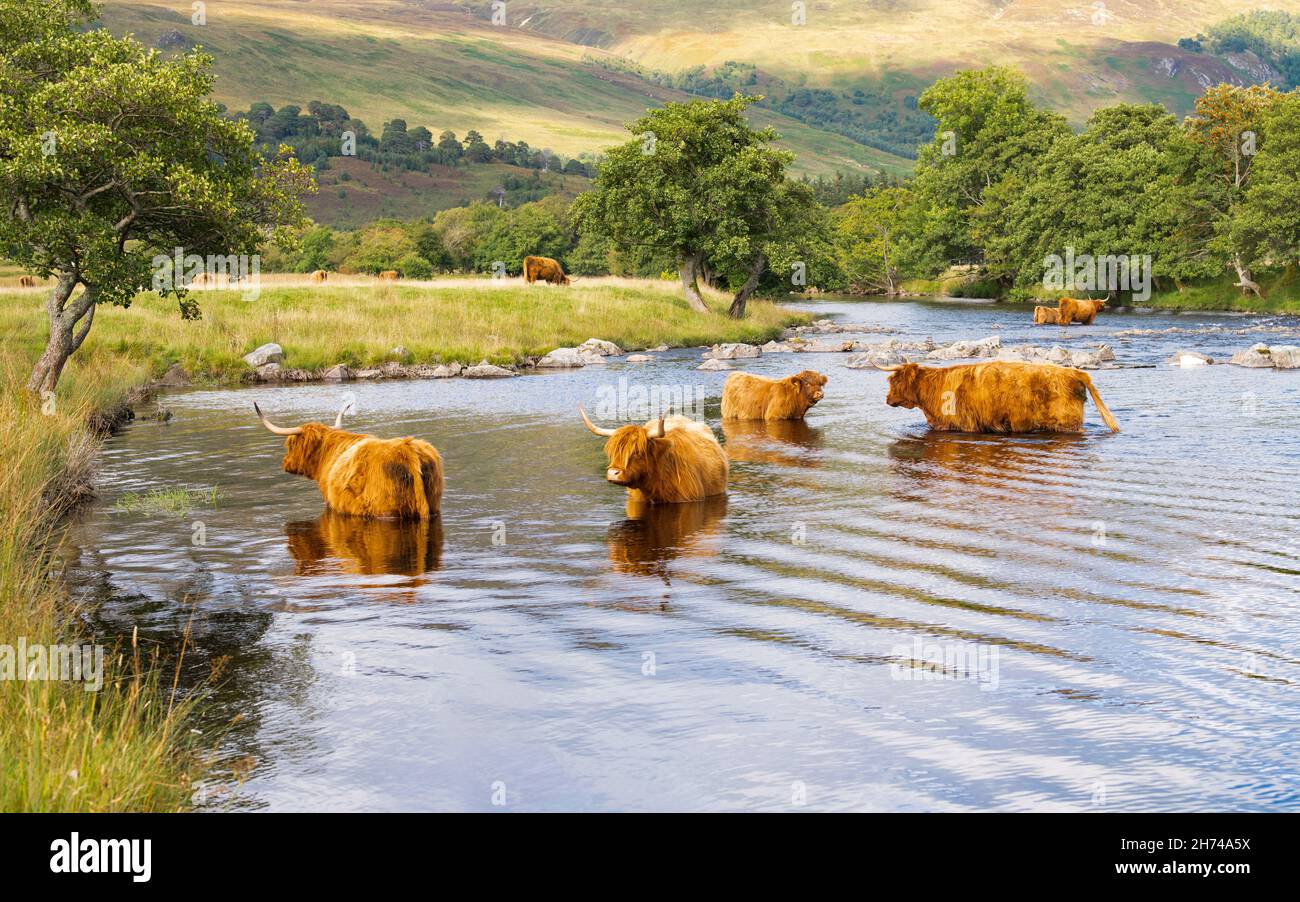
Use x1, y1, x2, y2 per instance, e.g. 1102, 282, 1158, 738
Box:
1, 276, 810, 383
0, 350, 205, 811
1143, 269, 1300, 314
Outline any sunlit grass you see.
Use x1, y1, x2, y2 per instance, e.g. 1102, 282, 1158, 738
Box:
114, 485, 221, 517
0, 350, 206, 811
0, 277, 810, 382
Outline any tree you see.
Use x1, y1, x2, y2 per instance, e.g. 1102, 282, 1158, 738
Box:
834, 186, 921, 295
1185, 84, 1283, 296
1232, 92, 1300, 270
573, 95, 800, 314
1, 0, 314, 393
912, 67, 1069, 274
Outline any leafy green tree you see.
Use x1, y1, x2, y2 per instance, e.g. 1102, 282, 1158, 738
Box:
431, 203, 503, 271
1232, 92, 1300, 270
1185, 84, 1283, 296
472, 200, 569, 274
833, 185, 922, 294
413, 224, 453, 272
573, 95, 803, 315
912, 67, 1068, 274
297, 225, 336, 272
342, 222, 417, 274
0, 0, 313, 393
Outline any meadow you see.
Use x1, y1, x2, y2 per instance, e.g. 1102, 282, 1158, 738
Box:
1, 276, 808, 383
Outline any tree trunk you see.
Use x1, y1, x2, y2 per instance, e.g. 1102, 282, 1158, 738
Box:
678, 252, 708, 313
728, 254, 767, 319
1232, 256, 1263, 299
27, 276, 96, 396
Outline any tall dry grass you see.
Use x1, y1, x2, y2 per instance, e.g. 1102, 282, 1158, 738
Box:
0, 349, 206, 811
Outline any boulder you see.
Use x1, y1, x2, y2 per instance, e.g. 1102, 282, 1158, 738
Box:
243, 342, 284, 368
697, 358, 733, 371
254, 362, 282, 381
760, 340, 793, 353
846, 350, 908, 369
158, 363, 190, 387
463, 360, 517, 378
1269, 345, 1300, 368
354, 368, 385, 379
788, 338, 858, 353
536, 347, 606, 368
1168, 351, 1212, 367
626, 354, 655, 363
320, 364, 352, 381
703, 342, 761, 360
648, 344, 669, 352
1230, 343, 1275, 368
578, 338, 623, 357
431, 362, 463, 378
926, 335, 1001, 360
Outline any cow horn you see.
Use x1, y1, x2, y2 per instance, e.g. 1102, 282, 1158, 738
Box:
647, 408, 667, 439
873, 363, 904, 372
333, 398, 354, 429
254, 402, 303, 436
578, 405, 616, 437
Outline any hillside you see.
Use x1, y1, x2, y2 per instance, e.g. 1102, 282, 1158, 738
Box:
98, 0, 1300, 184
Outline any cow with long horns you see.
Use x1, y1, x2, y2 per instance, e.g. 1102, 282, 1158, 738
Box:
579, 407, 728, 504
254, 401, 444, 518
876, 360, 1120, 434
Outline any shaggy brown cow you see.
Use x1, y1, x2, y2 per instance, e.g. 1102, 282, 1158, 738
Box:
878, 360, 1120, 433
1057, 297, 1106, 325
1033, 305, 1061, 325
19, 276, 36, 288
721, 370, 828, 420
255, 401, 444, 518
580, 407, 728, 504
378, 270, 399, 281
311, 269, 328, 282
523, 255, 571, 285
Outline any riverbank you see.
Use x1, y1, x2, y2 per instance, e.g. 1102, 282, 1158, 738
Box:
0, 349, 205, 811
1, 277, 810, 386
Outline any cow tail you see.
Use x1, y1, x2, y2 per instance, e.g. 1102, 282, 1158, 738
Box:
1085, 377, 1120, 433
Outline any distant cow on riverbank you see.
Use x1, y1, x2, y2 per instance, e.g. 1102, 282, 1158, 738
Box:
311, 270, 328, 282
523, 256, 571, 285
1033, 305, 1060, 325
1058, 297, 1106, 325
876, 360, 1120, 433
579, 408, 727, 503
721, 370, 827, 420
378, 270, 399, 281
254, 401, 444, 518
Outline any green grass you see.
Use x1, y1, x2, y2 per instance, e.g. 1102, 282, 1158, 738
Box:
114, 486, 221, 517
1, 276, 811, 383
1143, 270, 1300, 314
0, 350, 207, 811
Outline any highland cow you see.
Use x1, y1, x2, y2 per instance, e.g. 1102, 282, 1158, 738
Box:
1033, 305, 1061, 325
721, 370, 827, 420
877, 360, 1120, 433
254, 401, 443, 518
579, 407, 728, 504
523, 255, 571, 285
1057, 297, 1106, 325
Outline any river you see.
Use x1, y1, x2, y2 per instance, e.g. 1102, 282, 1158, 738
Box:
64, 297, 1300, 811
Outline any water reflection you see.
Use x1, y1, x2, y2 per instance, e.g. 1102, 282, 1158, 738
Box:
285, 510, 444, 580
887, 431, 1094, 482
722, 418, 824, 468
606, 495, 729, 582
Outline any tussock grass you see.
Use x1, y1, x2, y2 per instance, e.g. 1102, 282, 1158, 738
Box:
115, 485, 220, 517
0, 350, 206, 811
1, 277, 810, 383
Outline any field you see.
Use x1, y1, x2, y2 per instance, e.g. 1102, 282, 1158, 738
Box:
2, 277, 810, 382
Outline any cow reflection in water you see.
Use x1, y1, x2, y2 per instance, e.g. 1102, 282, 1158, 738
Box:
607, 495, 728, 584
721, 418, 823, 468
285, 509, 444, 583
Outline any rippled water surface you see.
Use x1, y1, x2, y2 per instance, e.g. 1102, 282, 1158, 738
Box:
66, 298, 1300, 811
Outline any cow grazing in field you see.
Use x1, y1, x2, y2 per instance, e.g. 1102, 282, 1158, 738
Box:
311, 269, 328, 282
1057, 297, 1106, 325
721, 370, 827, 420
579, 407, 728, 504
19, 276, 36, 288
378, 270, 399, 281
254, 401, 444, 518
876, 360, 1120, 433
523, 255, 572, 285
1033, 305, 1061, 325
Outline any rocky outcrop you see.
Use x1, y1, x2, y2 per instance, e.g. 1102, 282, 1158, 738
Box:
626, 354, 655, 363
158, 363, 190, 387
997, 343, 1116, 369
1231, 343, 1300, 368
537, 347, 607, 368
703, 343, 761, 360
321, 364, 352, 381
926, 335, 1001, 360
462, 360, 518, 378
243, 342, 284, 368
784, 319, 898, 337
697, 358, 733, 371
578, 338, 623, 357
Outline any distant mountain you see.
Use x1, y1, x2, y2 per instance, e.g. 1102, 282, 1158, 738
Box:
100, 0, 1300, 183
